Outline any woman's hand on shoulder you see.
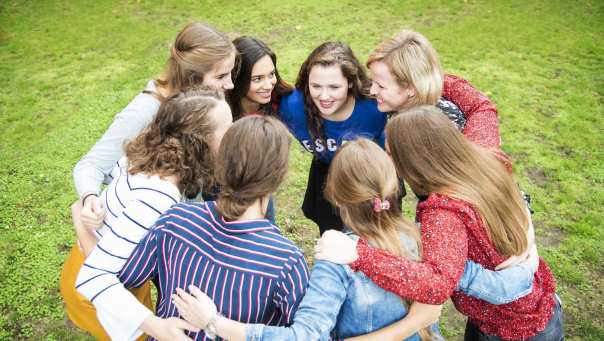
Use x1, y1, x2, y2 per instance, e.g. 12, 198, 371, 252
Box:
314, 230, 358, 264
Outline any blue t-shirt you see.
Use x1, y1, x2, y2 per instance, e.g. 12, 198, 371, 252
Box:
279, 89, 387, 164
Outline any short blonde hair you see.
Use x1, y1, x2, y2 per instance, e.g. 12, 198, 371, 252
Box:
367, 30, 443, 108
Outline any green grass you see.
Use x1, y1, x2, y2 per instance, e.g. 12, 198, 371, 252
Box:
1, 0, 603, 339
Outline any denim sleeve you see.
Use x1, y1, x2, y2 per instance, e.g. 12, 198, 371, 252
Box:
457, 260, 534, 305
246, 260, 350, 341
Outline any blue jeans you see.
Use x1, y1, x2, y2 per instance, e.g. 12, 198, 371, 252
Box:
464, 294, 564, 341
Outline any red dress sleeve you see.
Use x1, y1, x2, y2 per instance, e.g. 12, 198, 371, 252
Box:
443, 74, 501, 149
350, 207, 468, 304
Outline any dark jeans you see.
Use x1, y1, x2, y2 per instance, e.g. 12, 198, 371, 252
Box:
464, 295, 564, 341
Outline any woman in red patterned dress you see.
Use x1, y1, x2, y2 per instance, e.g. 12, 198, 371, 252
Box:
316, 106, 563, 341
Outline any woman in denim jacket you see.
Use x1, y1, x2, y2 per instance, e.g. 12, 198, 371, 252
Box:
171, 138, 538, 341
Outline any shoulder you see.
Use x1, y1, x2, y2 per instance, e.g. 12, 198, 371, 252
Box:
279, 89, 304, 116
126, 173, 181, 206
353, 97, 386, 123
312, 259, 351, 283
115, 81, 162, 122
417, 193, 478, 228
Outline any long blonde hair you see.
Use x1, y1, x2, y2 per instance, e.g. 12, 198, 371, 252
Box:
156, 22, 235, 99
386, 106, 529, 256
367, 29, 443, 108
324, 139, 434, 340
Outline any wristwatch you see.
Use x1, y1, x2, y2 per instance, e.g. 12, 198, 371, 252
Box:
204, 311, 222, 340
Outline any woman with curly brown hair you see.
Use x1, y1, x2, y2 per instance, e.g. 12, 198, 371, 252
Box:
60, 88, 232, 341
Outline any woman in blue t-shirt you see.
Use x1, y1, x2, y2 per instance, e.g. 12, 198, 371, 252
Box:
278, 41, 387, 235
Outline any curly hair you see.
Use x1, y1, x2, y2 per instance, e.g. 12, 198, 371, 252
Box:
215, 116, 292, 220
295, 41, 371, 141
125, 88, 226, 199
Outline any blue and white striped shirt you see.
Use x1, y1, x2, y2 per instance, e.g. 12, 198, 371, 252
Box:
76, 157, 181, 341
119, 201, 310, 341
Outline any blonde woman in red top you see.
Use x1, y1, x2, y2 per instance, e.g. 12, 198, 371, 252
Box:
367, 29, 502, 150
316, 106, 562, 340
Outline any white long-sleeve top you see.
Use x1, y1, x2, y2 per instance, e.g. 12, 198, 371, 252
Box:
76, 157, 181, 340
73, 80, 161, 197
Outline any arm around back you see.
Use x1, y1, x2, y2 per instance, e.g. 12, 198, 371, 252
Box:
73, 83, 160, 197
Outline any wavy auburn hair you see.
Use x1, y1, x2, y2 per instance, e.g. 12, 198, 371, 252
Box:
215, 116, 292, 220
155, 22, 235, 100
367, 29, 443, 108
386, 106, 529, 256
228, 36, 293, 120
125, 88, 225, 199
295, 41, 370, 141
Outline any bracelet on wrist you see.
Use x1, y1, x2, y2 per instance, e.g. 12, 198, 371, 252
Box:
204, 306, 221, 340
81, 193, 98, 206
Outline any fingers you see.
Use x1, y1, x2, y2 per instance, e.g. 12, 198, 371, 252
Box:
176, 287, 195, 302
91, 197, 103, 214
313, 243, 322, 255
173, 318, 200, 333
188, 285, 205, 299
172, 292, 187, 311
495, 256, 515, 270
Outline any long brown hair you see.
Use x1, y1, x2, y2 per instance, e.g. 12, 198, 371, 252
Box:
228, 36, 293, 119
155, 22, 235, 99
324, 138, 433, 340
295, 42, 370, 141
367, 29, 443, 108
215, 116, 291, 220
125, 88, 225, 199
386, 106, 529, 256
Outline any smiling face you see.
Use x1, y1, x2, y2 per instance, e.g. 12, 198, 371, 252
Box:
202, 52, 237, 90
308, 64, 352, 120
369, 60, 416, 113
245, 55, 277, 105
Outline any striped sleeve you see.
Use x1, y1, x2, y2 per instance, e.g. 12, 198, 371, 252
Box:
274, 251, 310, 325
75, 199, 164, 341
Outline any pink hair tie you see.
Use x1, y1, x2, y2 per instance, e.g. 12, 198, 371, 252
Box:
373, 198, 390, 212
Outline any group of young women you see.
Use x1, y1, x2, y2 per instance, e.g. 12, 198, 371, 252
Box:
59, 21, 563, 341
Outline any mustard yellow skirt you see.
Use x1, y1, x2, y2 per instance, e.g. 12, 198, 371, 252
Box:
60, 245, 152, 340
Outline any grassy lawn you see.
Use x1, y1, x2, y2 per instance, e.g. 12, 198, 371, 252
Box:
1, 0, 602, 339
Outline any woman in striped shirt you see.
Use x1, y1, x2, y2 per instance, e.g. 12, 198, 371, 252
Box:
117, 116, 309, 341
60, 88, 233, 340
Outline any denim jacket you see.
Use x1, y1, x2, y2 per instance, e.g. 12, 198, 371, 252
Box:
245, 233, 533, 341
246, 233, 438, 341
